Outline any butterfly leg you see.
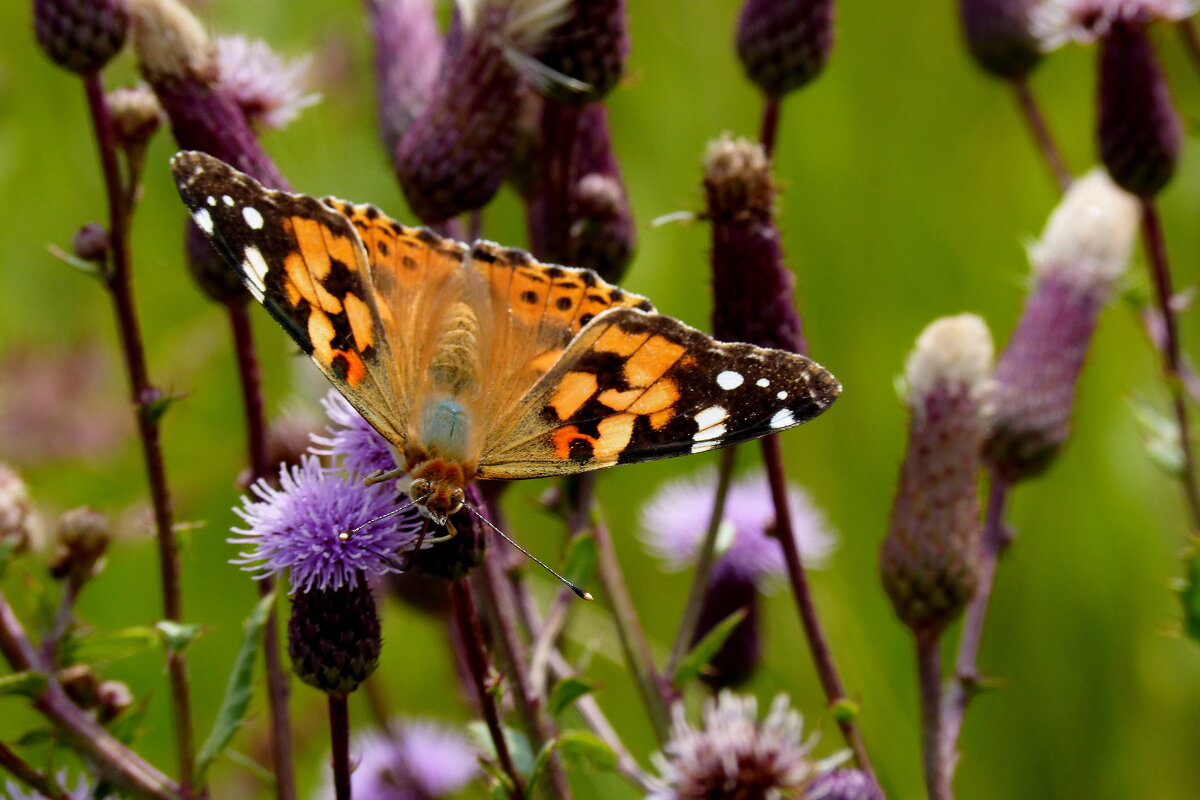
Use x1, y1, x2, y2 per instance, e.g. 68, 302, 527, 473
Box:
363, 466, 407, 486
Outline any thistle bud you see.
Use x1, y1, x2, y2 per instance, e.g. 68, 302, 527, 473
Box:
986, 169, 1138, 481
107, 85, 163, 156
533, 0, 628, 104
288, 578, 381, 694
49, 507, 109, 585
72, 222, 109, 263
0, 464, 33, 553
882, 315, 992, 633
704, 136, 806, 354
958, 0, 1043, 77
1098, 19, 1182, 197
34, 0, 129, 74
736, 0, 834, 97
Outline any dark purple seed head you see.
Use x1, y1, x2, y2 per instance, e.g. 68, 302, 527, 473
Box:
288, 578, 381, 695
958, 0, 1043, 77
736, 0, 834, 97
34, 0, 129, 74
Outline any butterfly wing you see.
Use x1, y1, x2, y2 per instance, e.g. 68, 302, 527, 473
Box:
170, 151, 406, 447
476, 306, 841, 478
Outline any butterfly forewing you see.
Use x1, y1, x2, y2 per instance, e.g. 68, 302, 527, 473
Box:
476, 307, 841, 478
170, 151, 405, 447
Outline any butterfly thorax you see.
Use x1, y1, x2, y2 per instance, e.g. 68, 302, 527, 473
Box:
405, 301, 483, 525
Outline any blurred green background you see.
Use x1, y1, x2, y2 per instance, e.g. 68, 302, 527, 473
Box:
3, 1, 1200, 798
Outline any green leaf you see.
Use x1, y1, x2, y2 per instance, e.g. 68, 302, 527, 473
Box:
557, 730, 616, 771
46, 243, 104, 279
467, 722, 535, 778
548, 677, 594, 717
0, 671, 47, 698
672, 607, 747, 687
140, 393, 181, 426
61, 626, 158, 665
528, 738, 556, 795
1179, 547, 1200, 644
16, 728, 55, 747
156, 620, 202, 654
563, 533, 597, 590
0, 538, 17, 579
1130, 397, 1185, 475
195, 590, 274, 783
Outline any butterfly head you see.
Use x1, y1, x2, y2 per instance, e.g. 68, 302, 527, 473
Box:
407, 461, 469, 528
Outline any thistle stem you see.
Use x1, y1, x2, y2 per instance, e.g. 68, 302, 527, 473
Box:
450, 578, 527, 800
1140, 199, 1200, 528
81, 70, 195, 790
916, 627, 952, 800
1011, 75, 1072, 193
327, 694, 351, 800
760, 434, 874, 779
666, 445, 737, 679
225, 302, 296, 800
759, 95, 782, 159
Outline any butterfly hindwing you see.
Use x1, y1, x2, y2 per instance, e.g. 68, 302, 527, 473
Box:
477, 307, 841, 478
170, 151, 405, 446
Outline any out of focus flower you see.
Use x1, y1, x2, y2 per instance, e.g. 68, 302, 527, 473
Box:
309, 390, 397, 479
736, 0, 834, 97
48, 507, 109, 585
328, 718, 480, 799
649, 692, 818, 800
288, 578, 381, 694
106, 84, 163, 155
1035, 0, 1193, 44
986, 169, 1139, 481
0, 464, 33, 552
214, 35, 319, 130
804, 768, 884, 800
882, 314, 993, 634
34, 0, 128, 74
643, 469, 834, 686
365, 0, 444, 152
704, 136, 806, 354
958, 0, 1044, 77
231, 455, 422, 593
3, 772, 91, 800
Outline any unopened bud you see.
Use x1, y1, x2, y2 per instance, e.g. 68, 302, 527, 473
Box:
49, 507, 109, 585
96, 679, 134, 722
0, 464, 35, 552
34, 0, 129, 74
958, 0, 1043, 77
882, 315, 992, 633
72, 223, 110, 263
534, 0, 628, 103
107, 85, 163, 152
288, 578, 381, 695
736, 0, 834, 97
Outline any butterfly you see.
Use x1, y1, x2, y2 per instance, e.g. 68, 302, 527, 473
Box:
171, 151, 841, 530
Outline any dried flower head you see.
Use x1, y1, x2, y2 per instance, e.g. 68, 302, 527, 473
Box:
987, 169, 1138, 481
736, 0, 834, 97
1035, 0, 1193, 44
650, 692, 818, 800
958, 0, 1044, 77
214, 35, 319, 130
34, 0, 129, 74
231, 456, 423, 593
882, 314, 992, 633
704, 136, 806, 354
288, 578, 381, 694
339, 718, 480, 799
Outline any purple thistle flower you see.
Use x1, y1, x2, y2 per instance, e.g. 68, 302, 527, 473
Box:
365, 0, 445, 154
34, 0, 128, 74
335, 718, 480, 799
128, 0, 290, 189
643, 469, 834, 686
231, 455, 423, 593
309, 390, 399, 479
642, 469, 835, 582
958, 0, 1044, 77
736, 0, 834, 98
214, 35, 320, 131
804, 768, 885, 800
649, 692, 818, 800
704, 136, 807, 355
986, 169, 1139, 482
882, 315, 992, 634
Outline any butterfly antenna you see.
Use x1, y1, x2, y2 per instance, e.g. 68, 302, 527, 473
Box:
466, 505, 592, 600
339, 497, 418, 541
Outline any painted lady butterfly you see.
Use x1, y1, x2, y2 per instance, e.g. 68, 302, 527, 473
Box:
172, 151, 840, 528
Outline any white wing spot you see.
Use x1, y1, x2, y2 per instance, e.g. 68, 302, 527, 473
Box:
756, 378, 770, 387
192, 208, 214, 234
777, 390, 788, 400
770, 408, 796, 429
691, 440, 718, 454
717, 371, 744, 390
243, 206, 265, 230
222, 195, 235, 207
694, 424, 727, 442
243, 245, 270, 293
206, 195, 217, 206
694, 405, 728, 430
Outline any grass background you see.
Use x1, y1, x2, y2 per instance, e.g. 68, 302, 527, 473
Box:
2, 0, 1200, 797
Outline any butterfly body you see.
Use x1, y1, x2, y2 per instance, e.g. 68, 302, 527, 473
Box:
172, 151, 841, 529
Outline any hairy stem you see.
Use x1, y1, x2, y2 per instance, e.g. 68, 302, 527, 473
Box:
760, 434, 874, 778
1011, 75, 1072, 193
450, 578, 527, 800
82, 70, 194, 790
